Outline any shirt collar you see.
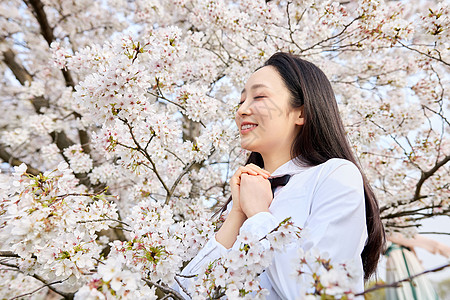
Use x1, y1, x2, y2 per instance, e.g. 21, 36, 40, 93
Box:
269, 156, 307, 177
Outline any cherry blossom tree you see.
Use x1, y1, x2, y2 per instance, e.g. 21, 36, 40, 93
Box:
0, 0, 448, 298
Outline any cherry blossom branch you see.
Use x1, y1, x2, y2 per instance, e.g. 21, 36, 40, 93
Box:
285, 1, 303, 51
384, 223, 420, 229
47, 191, 127, 240
9, 277, 71, 300
24, 0, 93, 159
1, 44, 96, 188
357, 263, 450, 296
148, 90, 186, 111
77, 217, 130, 227
0, 251, 19, 258
422, 104, 450, 132
144, 134, 156, 152
0, 46, 50, 111
300, 16, 362, 53
175, 273, 197, 278
213, 31, 242, 65
30, 274, 74, 299
166, 149, 186, 164
397, 40, 449, 67
0, 146, 41, 175
143, 278, 184, 300
0, 261, 74, 299
413, 154, 450, 201
174, 276, 192, 298
24, 0, 54, 45
200, 43, 230, 66
367, 118, 424, 173
112, 226, 132, 232
386, 205, 450, 227
382, 204, 448, 220
360, 151, 404, 161
1, 47, 33, 85
258, 217, 300, 242
407, 209, 450, 221
150, 79, 206, 128
119, 116, 212, 205
119, 118, 171, 195
165, 160, 197, 205
25, 0, 75, 86
429, 65, 446, 165
46, 189, 109, 207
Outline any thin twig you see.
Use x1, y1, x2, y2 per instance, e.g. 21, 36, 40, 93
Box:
0, 261, 19, 268
174, 276, 192, 298
300, 16, 362, 53
175, 273, 197, 279
397, 40, 449, 66
77, 218, 130, 227
120, 118, 171, 195
0, 251, 19, 258
9, 277, 69, 300
0, 262, 74, 299
165, 161, 196, 205
419, 232, 450, 235
413, 154, 450, 201
143, 278, 185, 300
48, 189, 109, 207
358, 263, 450, 296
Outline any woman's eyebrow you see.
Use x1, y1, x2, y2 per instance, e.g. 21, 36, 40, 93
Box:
241, 83, 269, 95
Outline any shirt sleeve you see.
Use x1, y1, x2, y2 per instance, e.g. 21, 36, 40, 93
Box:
235, 212, 279, 243
181, 234, 229, 276
181, 201, 233, 275
173, 205, 231, 298
237, 161, 368, 298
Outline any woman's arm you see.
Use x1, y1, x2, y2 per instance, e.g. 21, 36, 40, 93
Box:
215, 209, 247, 248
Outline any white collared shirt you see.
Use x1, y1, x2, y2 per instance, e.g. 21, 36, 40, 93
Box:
176, 157, 368, 299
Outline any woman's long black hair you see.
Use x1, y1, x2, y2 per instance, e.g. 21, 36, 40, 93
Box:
217, 52, 385, 280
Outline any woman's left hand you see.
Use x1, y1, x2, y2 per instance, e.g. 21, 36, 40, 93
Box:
239, 173, 273, 218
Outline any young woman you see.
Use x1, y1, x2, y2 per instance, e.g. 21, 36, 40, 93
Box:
177, 52, 385, 298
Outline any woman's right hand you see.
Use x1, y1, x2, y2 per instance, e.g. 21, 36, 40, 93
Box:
229, 163, 271, 215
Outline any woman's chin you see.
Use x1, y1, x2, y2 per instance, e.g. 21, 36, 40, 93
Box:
240, 141, 258, 152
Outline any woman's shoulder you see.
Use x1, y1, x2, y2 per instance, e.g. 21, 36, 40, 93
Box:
290, 158, 361, 182
321, 158, 360, 171
289, 158, 363, 193
315, 158, 363, 186
308, 159, 365, 208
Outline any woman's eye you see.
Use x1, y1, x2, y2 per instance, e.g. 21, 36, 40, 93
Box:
237, 96, 264, 107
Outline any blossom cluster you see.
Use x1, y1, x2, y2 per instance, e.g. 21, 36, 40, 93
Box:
63, 144, 94, 174
74, 258, 158, 300
0, 163, 118, 285
72, 199, 216, 299
186, 228, 287, 299
292, 248, 360, 299
183, 218, 360, 300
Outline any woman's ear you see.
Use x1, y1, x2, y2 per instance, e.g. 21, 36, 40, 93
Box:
295, 106, 305, 126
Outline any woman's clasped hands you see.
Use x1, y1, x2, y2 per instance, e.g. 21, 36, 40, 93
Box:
230, 163, 273, 218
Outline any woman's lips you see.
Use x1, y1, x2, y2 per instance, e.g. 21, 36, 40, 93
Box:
240, 123, 258, 134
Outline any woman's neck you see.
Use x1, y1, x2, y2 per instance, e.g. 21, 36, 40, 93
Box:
262, 153, 293, 174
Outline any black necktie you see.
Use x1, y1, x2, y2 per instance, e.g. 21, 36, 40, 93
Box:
268, 174, 291, 197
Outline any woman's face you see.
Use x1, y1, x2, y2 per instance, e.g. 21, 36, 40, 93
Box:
235, 66, 304, 156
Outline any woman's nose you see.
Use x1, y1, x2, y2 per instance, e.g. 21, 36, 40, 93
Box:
237, 100, 251, 116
